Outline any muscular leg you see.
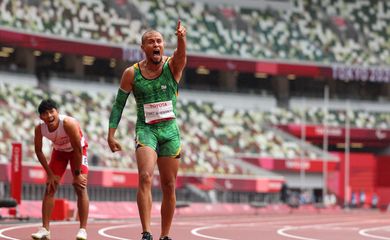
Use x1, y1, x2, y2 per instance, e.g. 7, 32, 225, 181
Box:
44, 150, 66, 230
136, 147, 158, 233
157, 156, 179, 237
73, 174, 89, 229
42, 178, 60, 230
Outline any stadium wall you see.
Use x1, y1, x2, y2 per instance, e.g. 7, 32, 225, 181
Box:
332, 152, 378, 206
376, 155, 390, 188
2, 163, 283, 193
376, 156, 390, 207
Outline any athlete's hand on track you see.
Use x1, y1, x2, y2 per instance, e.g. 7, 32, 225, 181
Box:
108, 137, 122, 152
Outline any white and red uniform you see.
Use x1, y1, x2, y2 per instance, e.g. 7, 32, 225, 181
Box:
40, 115, 89, 176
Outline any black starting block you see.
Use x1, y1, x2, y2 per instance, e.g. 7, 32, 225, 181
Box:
0, 198, 17, 208
0, 198, 29, 221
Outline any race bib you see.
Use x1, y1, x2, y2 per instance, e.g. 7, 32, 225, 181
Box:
144, 100, 176, 124
82, 155, 88, 166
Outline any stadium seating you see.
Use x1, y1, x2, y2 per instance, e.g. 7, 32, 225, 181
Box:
0, 0, 389, 65
264, 107, 390, 129
0, 81, 346, 175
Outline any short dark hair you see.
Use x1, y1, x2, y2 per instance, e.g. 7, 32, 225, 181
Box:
38, 99, 58, 114
141, 30, 162, 44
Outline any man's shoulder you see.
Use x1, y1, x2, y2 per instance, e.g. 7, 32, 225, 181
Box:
60, 114, 72, 120
164, 56, 171, 63
62, 115, 79, 126
123, 65, 136, 83
34, 123, 43, 132
122, 64, 137, 77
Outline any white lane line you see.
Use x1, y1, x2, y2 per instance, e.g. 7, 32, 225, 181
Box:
98, 224, 138, 240
190, 216, 378, 240
0, 221, 79, 240
277, 219, 388, 240
277, 225, 319, 240
98, 221, 212, 240
97, 222, 158, 240
0, 223, 41, 240
191, 222, 258, 240
191, 225, 231, 240
359, 225, 390, 240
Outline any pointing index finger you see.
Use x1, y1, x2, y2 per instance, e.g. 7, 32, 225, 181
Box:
177, 19, 181, 29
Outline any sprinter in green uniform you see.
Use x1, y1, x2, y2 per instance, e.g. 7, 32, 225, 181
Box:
107, 20, 186, 240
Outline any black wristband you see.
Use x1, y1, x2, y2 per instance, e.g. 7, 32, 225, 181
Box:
74, 169, 81, 176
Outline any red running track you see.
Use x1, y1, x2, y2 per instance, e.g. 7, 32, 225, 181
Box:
1, 210, 390, 240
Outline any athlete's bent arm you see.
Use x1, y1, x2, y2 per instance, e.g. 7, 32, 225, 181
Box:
64, 118, 83, 169
107, 66, 134, 152
64, 117, 87, 187
34, 125, 57, 193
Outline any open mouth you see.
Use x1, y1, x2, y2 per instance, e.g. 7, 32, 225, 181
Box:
153, 49, 160, 56
151, 49, 162, 64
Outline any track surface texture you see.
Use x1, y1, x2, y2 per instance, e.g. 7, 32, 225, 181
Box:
1, 210, 390, 240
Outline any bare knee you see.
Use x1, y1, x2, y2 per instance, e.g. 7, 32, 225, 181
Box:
139, 171, 153, 187
72, 182, 87, 195
161, 180, 176, 195
45, 184, 59, 197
